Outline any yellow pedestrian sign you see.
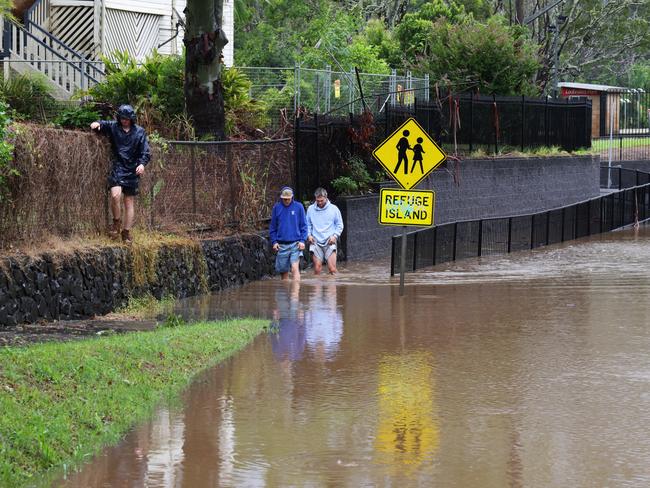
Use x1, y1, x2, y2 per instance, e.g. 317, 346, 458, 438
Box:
379, 188, 435, 227
373, 118, 447, 190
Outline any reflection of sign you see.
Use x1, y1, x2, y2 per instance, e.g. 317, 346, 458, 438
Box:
379, 188, 434, 227
373, 118, 447, 190
375, 352, 438, 471
334, 79, 341, 99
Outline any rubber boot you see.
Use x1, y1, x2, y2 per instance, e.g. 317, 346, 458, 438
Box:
108, 219, 121, 240
121, 229, 133, 244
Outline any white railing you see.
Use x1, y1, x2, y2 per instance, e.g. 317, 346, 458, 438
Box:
25, 0, 50, 30
6, 20, 103, 95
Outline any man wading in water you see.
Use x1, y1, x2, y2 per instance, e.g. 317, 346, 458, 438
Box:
90, 105, 151, 243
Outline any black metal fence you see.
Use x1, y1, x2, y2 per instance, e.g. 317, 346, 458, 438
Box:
295, 91, 592, 200
391, 167, 650, 275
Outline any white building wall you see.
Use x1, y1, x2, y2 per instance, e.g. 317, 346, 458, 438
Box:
222, 0, 233, 66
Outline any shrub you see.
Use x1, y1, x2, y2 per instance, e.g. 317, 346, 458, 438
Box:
0, 100, 16, 203
331, 176, 358, 196
53, 104, 101, 129
0, 73, 59, 122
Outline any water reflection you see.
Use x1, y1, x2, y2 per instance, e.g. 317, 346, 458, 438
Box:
56, 228, 650, 487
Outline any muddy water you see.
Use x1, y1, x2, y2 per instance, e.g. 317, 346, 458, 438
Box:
57, 228, 650, 487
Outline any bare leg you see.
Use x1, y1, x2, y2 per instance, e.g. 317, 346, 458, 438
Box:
326, 252, 338, 274
312, 254, 323, 275
123, 195, 135, 230
290, 260, 301, 281
110, 186, 122, 221
280, 272, 289, 280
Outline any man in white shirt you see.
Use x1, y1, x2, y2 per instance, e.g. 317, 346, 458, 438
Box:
306, 188, 344, 275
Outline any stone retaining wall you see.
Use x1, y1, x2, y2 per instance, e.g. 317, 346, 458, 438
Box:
0, 234, 274, 327
338, 155, 601, 260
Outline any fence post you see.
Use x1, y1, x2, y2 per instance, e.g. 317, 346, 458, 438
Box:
295, 116, 301, 200
507, 217, 512, 253
619, 166, 622, 191
315, 113, 321, 188
432, 226, 437, 265
390, 68, 397, 107
226, 144, 237, 225
349, 67, 355, 112
619, 135, 623, 161
424, 73, 430, 102
530, 214, 535, 249
325, 64, 331, 113
561, 207, 565, 241
412, 232, 418, 271
521, 95, 525, 152
477, 219, 483, 257
545, 96, 549, 147
190, 145, 197, 221
493, 94, 499, 154
469, 93, 474, 153
294, 62, 300, 114
452, 222, 458, 260
546, 211, 550, 244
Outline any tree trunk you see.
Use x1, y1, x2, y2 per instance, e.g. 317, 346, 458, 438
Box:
515, 0, 525, 24
184, 0, 228, 139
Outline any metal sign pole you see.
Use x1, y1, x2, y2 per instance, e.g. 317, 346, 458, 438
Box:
399, 225, 407, 296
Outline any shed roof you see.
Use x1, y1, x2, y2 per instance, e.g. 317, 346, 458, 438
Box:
558, 82, 630, 93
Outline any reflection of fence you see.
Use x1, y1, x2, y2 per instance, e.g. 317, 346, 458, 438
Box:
391, 167, 649, 275
295, 91, 593, 200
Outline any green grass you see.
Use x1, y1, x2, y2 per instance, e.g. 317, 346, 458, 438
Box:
115, 293, 176, 319
0, 318, 269, 486
592, 137, 650, 150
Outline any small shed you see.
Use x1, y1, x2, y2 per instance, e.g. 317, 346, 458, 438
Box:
558, 82, 627, 138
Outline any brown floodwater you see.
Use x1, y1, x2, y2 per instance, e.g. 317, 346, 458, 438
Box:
55, 227, 650, 487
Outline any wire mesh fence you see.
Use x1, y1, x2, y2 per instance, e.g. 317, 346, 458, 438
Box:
391, 167, 650, 275
0, 129, 292, 248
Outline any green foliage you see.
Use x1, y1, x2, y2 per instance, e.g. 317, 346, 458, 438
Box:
331, 176, 359, 195
53, 104, 101, 129
0, 73, 59, 122
332, 156, 373, 196
89, 51, 265, 136
0, 100, 15, 203
414, 16, 540, 95
221, 67, 268, 134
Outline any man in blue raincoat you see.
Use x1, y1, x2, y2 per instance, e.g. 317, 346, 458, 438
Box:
90, 105, 151, 243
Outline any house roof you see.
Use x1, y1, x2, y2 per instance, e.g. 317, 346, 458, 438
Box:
558, 82, 630, 93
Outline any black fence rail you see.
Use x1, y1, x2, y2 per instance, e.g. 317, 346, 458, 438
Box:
594, 135, 650, 162
391, 167, 650, 275
295, 91, 592, 200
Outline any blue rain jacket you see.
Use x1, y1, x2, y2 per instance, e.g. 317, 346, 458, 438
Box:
98, 120, 151, 188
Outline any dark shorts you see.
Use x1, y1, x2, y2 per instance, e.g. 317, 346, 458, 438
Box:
108, 176, 139, 196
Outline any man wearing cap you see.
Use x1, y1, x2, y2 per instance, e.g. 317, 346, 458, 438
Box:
306, 187, 343, 275
90, 104, 151, 243
269, 187, 307, 280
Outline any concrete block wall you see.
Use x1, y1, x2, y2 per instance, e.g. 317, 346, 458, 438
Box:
338, 155, 601, 260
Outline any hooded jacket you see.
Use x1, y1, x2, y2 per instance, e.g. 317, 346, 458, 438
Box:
306, 199, 343, 245
269, 190, 307, 245
99, 120, 151, 187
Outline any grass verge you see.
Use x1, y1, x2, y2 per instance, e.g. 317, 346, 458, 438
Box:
0, 318, 269, 486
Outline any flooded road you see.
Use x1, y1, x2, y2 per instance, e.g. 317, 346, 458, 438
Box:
58, 228, 650, 487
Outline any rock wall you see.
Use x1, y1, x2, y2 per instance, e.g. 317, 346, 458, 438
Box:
338, 155, 601, 260
0, 234, 274, 327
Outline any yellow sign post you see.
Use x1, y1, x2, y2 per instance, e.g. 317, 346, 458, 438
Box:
372, 117, 447, 190
379, 188, 435, 227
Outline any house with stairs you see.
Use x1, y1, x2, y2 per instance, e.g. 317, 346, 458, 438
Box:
1, 0, 234, 99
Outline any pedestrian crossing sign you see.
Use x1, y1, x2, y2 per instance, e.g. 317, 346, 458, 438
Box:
372, 117, 447, 190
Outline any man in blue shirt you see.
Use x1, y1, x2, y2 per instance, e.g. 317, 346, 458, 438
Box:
90, 104, 151, 243
269, 187, 307, 280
